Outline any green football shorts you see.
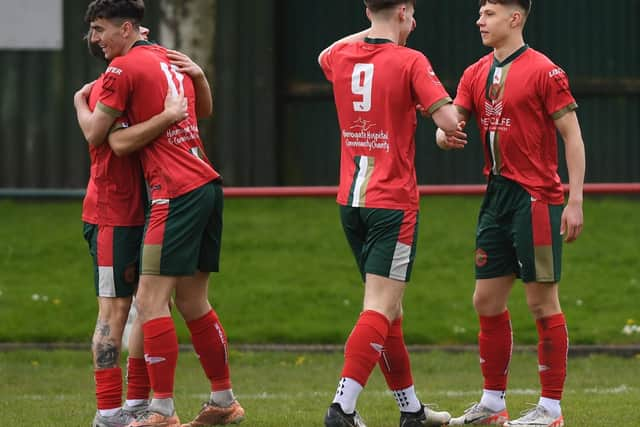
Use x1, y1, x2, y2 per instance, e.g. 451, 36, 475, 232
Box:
141, 180, 223, 276
83, 223, 143, 297
475, 175, 563, 283
340, 205, 419, 283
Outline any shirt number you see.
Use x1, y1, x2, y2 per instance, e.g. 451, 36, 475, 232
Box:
160, 62, 185, 96
352, 63, 374, 112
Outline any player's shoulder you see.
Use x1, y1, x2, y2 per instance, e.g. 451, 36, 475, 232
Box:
327, 41, 351, 56
395, 45, 428, 61
145, 43, 169, 58
382, 45, 432, 72
462, 51, 493, 75
524, 48, 566, 74
106, 52, 140, 75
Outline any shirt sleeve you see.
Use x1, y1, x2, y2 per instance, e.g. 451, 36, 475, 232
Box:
319, 43, 340, 82
539, 63, 578, 120
96, 57, 131, 118
110, 116, 130, 134
453, 63, 476, 116
410, 54, 452, 115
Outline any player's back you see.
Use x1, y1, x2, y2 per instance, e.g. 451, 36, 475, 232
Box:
326, 41, 423, 136
321, 40, 450, 210
83, 73, 145, 226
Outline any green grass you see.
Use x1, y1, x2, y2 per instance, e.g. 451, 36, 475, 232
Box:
0, 349, 638, 426
0, 196, 639, 345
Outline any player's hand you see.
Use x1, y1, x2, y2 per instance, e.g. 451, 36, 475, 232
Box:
140, 26, 150, 41
436, 121, 467, 150
74, 80, 96, 100
560, 199, 583, 243
166, 49, 205, 80
164, 88, 188, 123
443, 121, 467, 149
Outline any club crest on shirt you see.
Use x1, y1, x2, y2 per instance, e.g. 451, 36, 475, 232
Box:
489, 83, 502, 101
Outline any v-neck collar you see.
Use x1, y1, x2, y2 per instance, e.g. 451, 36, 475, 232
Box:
493, 44, 528, 67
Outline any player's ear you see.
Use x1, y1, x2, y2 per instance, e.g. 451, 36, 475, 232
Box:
399, 5, 407, 21
120, 20, 133, 37
510, 10, 523, 28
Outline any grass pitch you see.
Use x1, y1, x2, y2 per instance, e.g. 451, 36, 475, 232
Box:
1, 196, 639, 346
0, 349, 638, 426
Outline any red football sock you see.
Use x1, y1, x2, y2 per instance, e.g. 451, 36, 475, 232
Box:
341, 310, 391, 387
187, 310, 232, 391
379, 317, 413, 390
126, 357, 151, 401
479, 310, 512, 391
143, 317, 178, 399
95, 367, 123, 410
537, 313, 568, 400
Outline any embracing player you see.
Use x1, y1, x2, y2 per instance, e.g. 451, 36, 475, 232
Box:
76, 1, 245, 426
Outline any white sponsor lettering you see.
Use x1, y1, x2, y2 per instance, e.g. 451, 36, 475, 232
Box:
548, 68, 565, 78
342, 118, 391, 153
105, 66, 123, 75
481, 101, 512, 132
165, 124, 199, 145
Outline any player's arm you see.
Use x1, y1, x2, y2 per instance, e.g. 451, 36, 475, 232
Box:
317, 28, 370, 66
434, 105, 469, 150
166, 49, 213, 118
555, 110, 585, 243
109, 90, 188, 157
74, 82, 117, 147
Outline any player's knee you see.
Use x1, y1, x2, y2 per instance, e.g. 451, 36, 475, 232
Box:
472, 291, 490, 313
526, 300, 546, 318
472, 291, 506, 316
97, 297, 132, 321
174, 297, 211, 322
526, 299, 560, 319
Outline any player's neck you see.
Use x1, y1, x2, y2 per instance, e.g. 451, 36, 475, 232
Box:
368, 22, 399, 45
121, 35, 145, 56
493, 35, 526, 63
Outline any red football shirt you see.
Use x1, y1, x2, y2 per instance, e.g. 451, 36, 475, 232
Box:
82, 73, 145, 226
321, 39, 451, 210
97, 42, 219, 200
454, 46, 578, 204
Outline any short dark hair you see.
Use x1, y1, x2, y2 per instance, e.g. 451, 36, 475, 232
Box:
364, 0, 416, 13
84, 0, 145, 25
479, 0, 531, 15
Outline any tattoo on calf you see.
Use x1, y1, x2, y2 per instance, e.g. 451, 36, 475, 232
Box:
92, 320, 119, 368
95, 321, 111, 337
95, 343, 119, 368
